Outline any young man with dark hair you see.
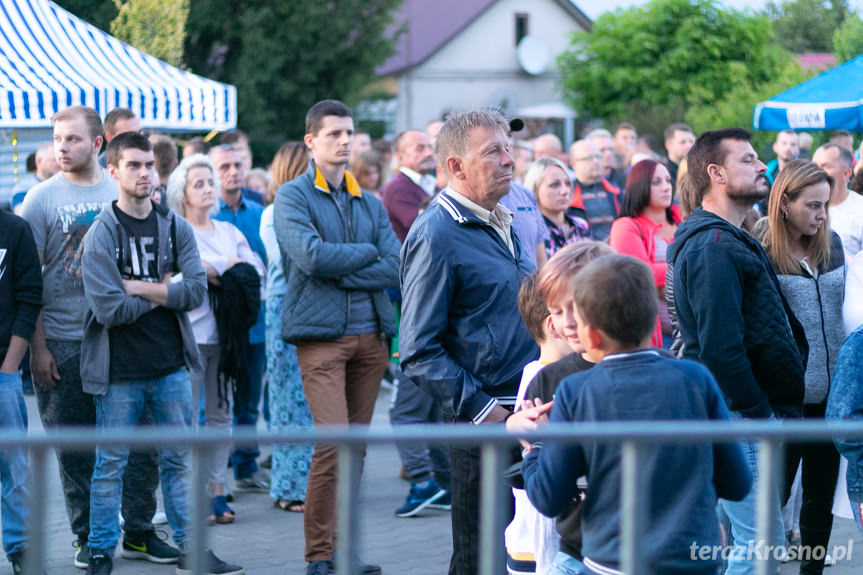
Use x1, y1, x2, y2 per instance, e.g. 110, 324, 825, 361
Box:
99, 108, 142, 169
765, 129, 799, 186
81, 131, 241, 575
0, 208, 42, 574
274, 99, 400, 575
20, 105, 162, 569
522, 255, 751, 575
663, 123, 695, 189
669, 127, 807, 575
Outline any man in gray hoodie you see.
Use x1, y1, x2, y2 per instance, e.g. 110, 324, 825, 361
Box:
80, 132, 241, 575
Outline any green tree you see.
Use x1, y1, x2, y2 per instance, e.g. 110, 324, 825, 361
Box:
685, 59, 811, 152
53, 0, 117, 31
766, 0, 849, 53
833, 12, 863, 63
110, 0, 188, 68
559, 0, 791, 132
184, 0, 404, 141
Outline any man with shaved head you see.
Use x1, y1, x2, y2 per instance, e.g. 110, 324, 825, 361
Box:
533, 133, 563, 160
381, 130, 438, 241
568, 139, 620, 240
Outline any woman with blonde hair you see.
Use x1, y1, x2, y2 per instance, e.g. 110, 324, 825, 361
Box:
166, 154, 265, 524
758, 158, 844, 575
260, 142, 314, 512
523, 157, 591, 259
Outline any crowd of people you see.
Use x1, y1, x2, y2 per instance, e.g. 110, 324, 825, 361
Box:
4, 99, 863, 575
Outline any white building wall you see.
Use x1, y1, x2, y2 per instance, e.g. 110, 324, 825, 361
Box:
396, 0, 587, 131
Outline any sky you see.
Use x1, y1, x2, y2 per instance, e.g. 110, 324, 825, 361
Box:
575, 0, 863, 20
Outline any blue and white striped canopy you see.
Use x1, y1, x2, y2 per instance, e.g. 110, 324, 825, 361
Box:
0, 0, 237, 131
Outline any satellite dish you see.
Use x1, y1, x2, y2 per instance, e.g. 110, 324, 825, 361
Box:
517, 35, 549, 75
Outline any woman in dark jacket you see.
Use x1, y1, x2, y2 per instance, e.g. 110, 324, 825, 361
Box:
758, 159, 845, 575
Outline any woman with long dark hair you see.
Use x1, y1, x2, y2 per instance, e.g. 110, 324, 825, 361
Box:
609, 159, 680, 347
758, 159, 844, 575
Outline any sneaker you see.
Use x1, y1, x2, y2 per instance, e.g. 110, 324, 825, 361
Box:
234, 472, 270, 491
395, 479, 446, 517
121, 530, 180, 564
9, 549, 47, 575
306, 561, 330, 575
427, 490, 451, 510
73, 537, 90, 569
176, 548, 243, 575
86, 550, 113, 575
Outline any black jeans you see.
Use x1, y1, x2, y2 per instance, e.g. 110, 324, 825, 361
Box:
36, 340, 159, 538
782, 403, 840, 575
447, 427, 514, 575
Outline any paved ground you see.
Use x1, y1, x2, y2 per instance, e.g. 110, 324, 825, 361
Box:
2, 386, 860, 574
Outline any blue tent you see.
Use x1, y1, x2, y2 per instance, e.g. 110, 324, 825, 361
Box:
753, 54, 863, 131
0, 0, 236, 131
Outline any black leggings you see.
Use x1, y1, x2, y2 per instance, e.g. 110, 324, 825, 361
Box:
782, 403, 840, 575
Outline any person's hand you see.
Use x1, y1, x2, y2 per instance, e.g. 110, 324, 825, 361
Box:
30, 345, 60, 388
481, 404, 512, 424
507, 399, 553, 450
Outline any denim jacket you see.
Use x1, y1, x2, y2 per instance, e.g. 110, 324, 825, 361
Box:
826, 327, 863, 501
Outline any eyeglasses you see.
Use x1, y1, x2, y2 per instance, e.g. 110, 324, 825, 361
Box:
573, 155, 602, 162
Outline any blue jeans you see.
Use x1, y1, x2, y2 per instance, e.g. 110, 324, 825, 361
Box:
550, 551, 584, 575
0, 372, 30, 557
718, 414, 785, 575
231, 342, 265, 480
89, 368, 193, 553
851, 500, 863, 539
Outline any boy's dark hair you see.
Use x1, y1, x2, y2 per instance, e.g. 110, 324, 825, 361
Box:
572, 255, 657, 348
685, 127, 752, 209
104, 107, 137, 137
221, 129, 249, 145
664, 123, 692, 142
106, 131, 153, 168
305, 100, 352, 136
517, 272, 548, 344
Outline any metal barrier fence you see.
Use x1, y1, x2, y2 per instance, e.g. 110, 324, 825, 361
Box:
12, 419, 863, 575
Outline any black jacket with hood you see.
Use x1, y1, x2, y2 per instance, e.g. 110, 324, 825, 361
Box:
666, 208, 806, 419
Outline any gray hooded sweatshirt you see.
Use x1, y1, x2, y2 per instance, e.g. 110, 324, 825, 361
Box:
80, 201, 205, 394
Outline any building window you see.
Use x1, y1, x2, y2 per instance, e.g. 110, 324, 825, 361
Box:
515, 13, 529, 46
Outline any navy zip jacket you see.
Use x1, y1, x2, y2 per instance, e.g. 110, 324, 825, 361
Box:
666, 208, 806, 419
522, 350, 752, 574
399, 190, 539, 423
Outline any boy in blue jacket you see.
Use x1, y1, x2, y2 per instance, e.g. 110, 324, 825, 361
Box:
522, 254, 752, 575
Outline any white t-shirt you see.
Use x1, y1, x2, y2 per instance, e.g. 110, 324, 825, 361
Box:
506, 360, 560, 575
20, 171, 117, 341
829, 190, 863, 258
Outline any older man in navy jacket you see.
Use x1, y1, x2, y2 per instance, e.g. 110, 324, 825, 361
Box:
400, 108, 539, 575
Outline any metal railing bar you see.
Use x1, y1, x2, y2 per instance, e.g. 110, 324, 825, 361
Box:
4, 420, 863, 449
336, 445, 362, 575
478, 444, 505, 575
25, 446, 47, 575
620, 441, 647, 575
190, 445, 210, 575
755, 439, 783, 575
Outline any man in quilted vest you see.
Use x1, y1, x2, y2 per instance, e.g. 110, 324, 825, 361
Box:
273, 99, 400, 575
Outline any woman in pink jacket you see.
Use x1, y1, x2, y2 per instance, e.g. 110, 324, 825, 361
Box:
609, 159, 681, 348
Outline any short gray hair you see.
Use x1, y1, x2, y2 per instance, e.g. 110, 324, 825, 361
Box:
586, 128, 613, 142
523, 157, 572, 195
435, 108, 509, 178
166, 153, 221, 218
